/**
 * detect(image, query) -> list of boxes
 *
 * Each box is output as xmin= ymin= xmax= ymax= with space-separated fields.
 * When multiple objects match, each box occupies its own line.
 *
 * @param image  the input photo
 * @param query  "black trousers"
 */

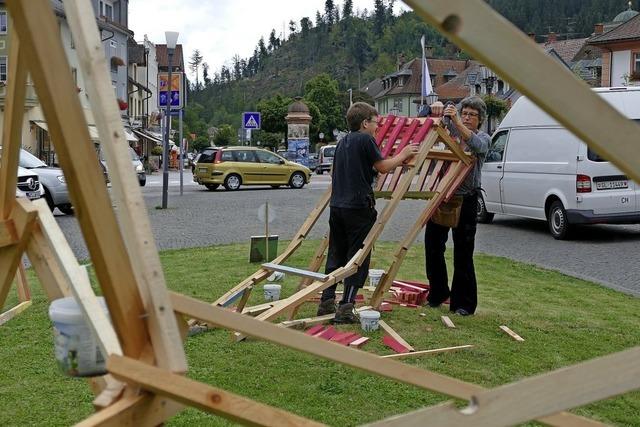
xmin=321 ymin=206 xmax=377 ymax=304
xmin=424 ymin=192 xmax=478 ymax=313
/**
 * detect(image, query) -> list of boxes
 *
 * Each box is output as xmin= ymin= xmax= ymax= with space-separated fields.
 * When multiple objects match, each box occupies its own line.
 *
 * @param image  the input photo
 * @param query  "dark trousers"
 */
xmin=424 ymin=192 xmax=478 ymax=313
xmin=321 ymin=206 xmax=377 ymax=304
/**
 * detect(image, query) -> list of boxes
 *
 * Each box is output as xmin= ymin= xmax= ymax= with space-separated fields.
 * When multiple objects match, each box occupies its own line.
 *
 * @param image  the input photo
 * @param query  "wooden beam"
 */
xmin=14 ymin=262 xmax=30 ymax=302
xmin=0 ymin=26 xmax=28 ymax=219
xmin=379 ymin=320 xmax=415 ymax=352
xmin=499 ymin=325 xmax=525 ymax=342
xmin=0 ymin=300 xmax=31 ymax=326
xmin=25 ymin=225 xmax=71 ymax=301
xmin=8 ymin=0 xmax=151 ymax=360
xmin=441 ymin=316 xmax=456 ymax=328
xmin=107 ymin=355 xmax=326 ymax=427
xmin=381 ymin=345 xmax=473 ymax=359
xmin=76 ymin=393 xmax=184 ymax=427
xmin=0 ymin=199 xmax=37 ymax=311
xmin=405 ymin=0 xmax=640 ymax=184
xmin=63 ymin=0 xmax=186 ymax=373
xmin=262 ymin=263 xmax=329 ymax=281
xmin=370 ymin=346 xmax=640 ymax=427
xmin=0 ymin=219 xmax=18 ymax=248
xmin=374 ymin=191 xmax=437 ymax=200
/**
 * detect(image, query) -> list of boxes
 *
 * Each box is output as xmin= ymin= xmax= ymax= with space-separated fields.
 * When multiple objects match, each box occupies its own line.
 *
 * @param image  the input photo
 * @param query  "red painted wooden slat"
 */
xmin=375 ymin=115 xmax=395 ymax=147
xmin=305 ymin=325 xmax=325 ymax=336
xmin=381 ymin=116 xmax=407 ymax=158
xmin=383 ymin=335 xmax=410 ymax=353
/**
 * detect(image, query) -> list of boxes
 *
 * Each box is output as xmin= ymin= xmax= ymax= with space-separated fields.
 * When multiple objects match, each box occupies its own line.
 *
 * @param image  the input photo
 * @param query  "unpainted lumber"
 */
xmin=500 ymin=325 xmax=525 ymax=342
xmin=441 ymin=316 xmax=456 ymax=328
xmin=381 ymin=345 xmax=474 ymax=359
xmin=379 ymin=320 xmax=415 ymax=352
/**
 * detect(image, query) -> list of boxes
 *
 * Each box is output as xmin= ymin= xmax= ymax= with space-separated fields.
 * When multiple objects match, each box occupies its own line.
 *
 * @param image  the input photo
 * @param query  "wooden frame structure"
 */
xmin=1 ymin=0 xmax=638 ymax=425
xmin=213 ymin=115 xmax=475 ymax=329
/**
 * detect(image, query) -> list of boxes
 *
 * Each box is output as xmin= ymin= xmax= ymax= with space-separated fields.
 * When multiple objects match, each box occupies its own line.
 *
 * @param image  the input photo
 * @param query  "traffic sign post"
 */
xmin=242 ymin=112 xmax=261 ymax=130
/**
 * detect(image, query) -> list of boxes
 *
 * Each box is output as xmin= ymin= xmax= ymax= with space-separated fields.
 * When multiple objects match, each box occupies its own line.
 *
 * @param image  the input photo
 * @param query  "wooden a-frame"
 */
xmin=213 ymin=116 xmax=475 ymax=331
xmin=2 ymin=0 xmax=639 ymax=425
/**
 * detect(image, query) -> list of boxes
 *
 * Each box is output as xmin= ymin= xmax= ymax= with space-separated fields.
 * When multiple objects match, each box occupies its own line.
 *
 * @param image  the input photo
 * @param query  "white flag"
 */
xmin=421 ymin=35 xmax=433 ymax=99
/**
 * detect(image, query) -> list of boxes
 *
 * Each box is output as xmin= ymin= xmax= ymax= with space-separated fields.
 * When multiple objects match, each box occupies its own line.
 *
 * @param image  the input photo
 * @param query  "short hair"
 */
xmin=460 ymin=96 xmax=487 ymax=126
xmin=347 ymin=102 xmax=378 ymax=132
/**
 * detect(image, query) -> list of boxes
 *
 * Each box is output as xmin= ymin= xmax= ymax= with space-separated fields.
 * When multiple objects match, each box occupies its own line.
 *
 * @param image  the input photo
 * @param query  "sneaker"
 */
xmin=454 ymin=308 xmax=471 ymax=316
xmin=332 ymin=303 xmax=359 ymax=324
xmin=317 ymin=298 xmax=337 ymax=316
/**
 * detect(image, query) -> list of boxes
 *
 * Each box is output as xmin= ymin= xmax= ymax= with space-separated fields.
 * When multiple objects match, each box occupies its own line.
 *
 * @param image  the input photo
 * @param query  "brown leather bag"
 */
xmin=431 ymin=195 xmax=463 ymax=228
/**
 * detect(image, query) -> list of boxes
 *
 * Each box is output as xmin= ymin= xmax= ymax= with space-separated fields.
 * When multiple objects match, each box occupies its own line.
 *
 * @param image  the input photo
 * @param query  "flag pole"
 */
xmin=420 ymin=34 xmax=426 ymax=106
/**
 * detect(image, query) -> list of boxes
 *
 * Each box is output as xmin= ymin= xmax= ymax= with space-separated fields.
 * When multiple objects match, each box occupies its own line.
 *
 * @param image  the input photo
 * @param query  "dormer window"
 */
xmin=398 ymin=76 xmax=404 ymax=87
xmin=100 ymin=0 xmax=114 ymax=20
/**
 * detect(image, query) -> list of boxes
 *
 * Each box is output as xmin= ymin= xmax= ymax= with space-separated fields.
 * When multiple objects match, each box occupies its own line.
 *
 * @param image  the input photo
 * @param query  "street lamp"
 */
xmin=426 ymin=91 xmax=439 ymax=107
xmin=161 ymin=30 xmax=179 ymax=209
xmin=480 ymin=65 xmax=497 ymax=134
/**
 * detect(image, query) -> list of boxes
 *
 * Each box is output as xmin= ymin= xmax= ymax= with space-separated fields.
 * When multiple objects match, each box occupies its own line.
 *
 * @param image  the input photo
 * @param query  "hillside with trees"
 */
xmin=183 ymin=0 xmax=634 ymax=151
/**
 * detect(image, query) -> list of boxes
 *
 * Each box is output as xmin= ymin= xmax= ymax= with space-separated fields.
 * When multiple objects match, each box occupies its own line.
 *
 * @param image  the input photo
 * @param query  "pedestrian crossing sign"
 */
xmin=243 ymin=112 xmax=261 ymax=130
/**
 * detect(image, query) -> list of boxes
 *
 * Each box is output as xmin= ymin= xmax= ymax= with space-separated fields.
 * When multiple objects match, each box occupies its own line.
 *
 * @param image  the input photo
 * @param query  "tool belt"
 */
xmin=431 ymin=195 xmax=463 ymax=228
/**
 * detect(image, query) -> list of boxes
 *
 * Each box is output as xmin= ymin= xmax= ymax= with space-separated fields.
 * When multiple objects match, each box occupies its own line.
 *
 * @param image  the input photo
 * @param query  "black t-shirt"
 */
xmin=330 ymin=131 xmax=383 ymax=209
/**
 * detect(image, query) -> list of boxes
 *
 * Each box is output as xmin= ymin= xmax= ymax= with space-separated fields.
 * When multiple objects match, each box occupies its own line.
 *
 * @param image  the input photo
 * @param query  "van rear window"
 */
xmin=588 ymin=119 xmax=640 ymax=162
xmin=198 ymin=149 xmax=218 ymax=163
xmin=323 ymin=147 xmax=335 ymax=157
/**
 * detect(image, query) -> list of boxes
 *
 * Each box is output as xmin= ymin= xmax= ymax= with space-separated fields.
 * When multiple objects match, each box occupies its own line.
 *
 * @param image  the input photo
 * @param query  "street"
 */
xmin=52 ymin=170 xmax=640 ymax=296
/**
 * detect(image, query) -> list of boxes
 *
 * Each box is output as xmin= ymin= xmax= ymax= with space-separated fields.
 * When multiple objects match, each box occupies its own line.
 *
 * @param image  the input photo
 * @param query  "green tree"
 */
xmin=304 ymin=74 xmax=344 ymax=141
xmin=300 ymin=17 xmax=312 ymax=38
xmin=189 ymin=49 xmax=203 ymax=90
xmin=213 ymin=124 xmax=236 ymax=146
xmin=342 ymin=0 xmax=353 ymax=20
xmin=256 ymin=94 xmax=292 ymax=135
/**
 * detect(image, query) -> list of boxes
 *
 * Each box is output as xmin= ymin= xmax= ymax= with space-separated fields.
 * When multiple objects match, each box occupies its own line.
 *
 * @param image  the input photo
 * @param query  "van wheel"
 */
xmin=205 ymin=184 xmax=219 ymax=191
xmin=548 ymin=201 xmax=573 ymax=240
xmin=289 ymin=172 xmax=306 ymax=189
xmin=477 ymin=194 xmax=494 ymax=224
xmin=224 ymin=174 xmax=241 ymax=191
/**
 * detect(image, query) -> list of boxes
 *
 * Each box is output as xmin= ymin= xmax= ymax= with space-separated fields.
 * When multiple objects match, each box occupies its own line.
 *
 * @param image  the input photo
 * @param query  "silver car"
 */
xmin=19 ymin=149 xmax=73 ymax=215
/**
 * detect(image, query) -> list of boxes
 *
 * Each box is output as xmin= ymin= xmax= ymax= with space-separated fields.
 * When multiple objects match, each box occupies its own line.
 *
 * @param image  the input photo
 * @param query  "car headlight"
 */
xmin=135 ymin=164 xmax=143 ymax=172
xmin=57 ymin=175 xmax=66 ymax=183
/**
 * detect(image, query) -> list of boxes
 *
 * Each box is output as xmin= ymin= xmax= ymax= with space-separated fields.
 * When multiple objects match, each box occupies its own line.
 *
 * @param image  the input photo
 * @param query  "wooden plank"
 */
xmin=8 ymin=0 xmax=151 ymax=360
xmin=0 ymin=26 xmax=28 ymax=219
xmin=349 ymin=337 xmax=370 ymax=348
xmin=381 ymin=116 xmax=407 ymax=158
xmin=499 ymin=325 xmax=525 ymax=342
xmin=107 ymin=355 xmax=326 ymax=427
xmin=0 ymin=199 xmax=37 ymax=311
xmin=415 ymin=158 xmax=433 ymax=192
xmin=242 ymin=302 xmax=275 ymax=316
xmin=31 ymin=199 xmax=122 ymax=357
xmin=381 ymin=345 xmax=474 ymax=359
xmin=0 ymin=300 xmax=31 ymax=326
xmin=296 ymin=236 xmax=329 ymax=291
xmin=435 ymin=127 xmax=473 ymax=166
xmin=235 ymin=285 xmax=253 ymax=313
xmin=441 ymin=316 xmax=455 ymax=328
xmin=280 ymin=306 xmax=373 ymax=329
xmin=171 ymin=292 xmax=601 ymax=426
xmin=25 ymin=226 xmax=70 ymax=301
xmin=374 ymin=191 xmax=436 ymax=200
xmin=383 ymin=335 xmax=410 ymax=354
xmin=407 ymin=0 xmax=640 ymax=184
xmin=262 ymin=263 xmax=329 ymax=281
xmin=63 ymin=0 xmax=186 ymax=373
xmin=375 ymin=115 xmax=396 ymax=147
xmin=15 ymin=263 xmax=30 ymax=302
xmin=76 ymin=393 xmax=184 ymax=427
xmin=0 ymin=220 xmax=18 ymax=248
xmin=379 ymin=320 xmax=415 ymax=352
xmin=425 ymin=160 xmax=444 ymax=191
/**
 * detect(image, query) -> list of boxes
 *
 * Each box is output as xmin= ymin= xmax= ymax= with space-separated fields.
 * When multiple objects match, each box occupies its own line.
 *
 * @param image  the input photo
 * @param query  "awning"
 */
xmin=133 ymin=129 xmax=175 ymax=146
xmin=32 ymin=120 xmax=138 ymax=142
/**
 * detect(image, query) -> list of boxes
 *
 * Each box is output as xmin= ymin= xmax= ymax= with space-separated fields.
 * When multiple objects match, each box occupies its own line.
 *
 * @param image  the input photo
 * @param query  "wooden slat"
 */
xmin=25 ymin=225 xmax=71 ymax=301
xmin=393 ymin=118 xmax=420 ymax=154
xmin=374 ymin=191 xmax=437 ymax=200
xmin=63 ymin=0 xmax=186 ymax=373
xmin=381 ymin=116 xmax=407 ymax=158
xmin=435 ymin=127 xmax=473 ymax=166
xmin=8 ymin=0 xmax=151 ymax=359
xmin=0 ymin=300 xmax=31 ymax=326
xmin=76 ymin=393 xmax=184 ymax=427
xmin=14 ymin=263 xmax=30 ymax=302
xmin=107 ymin=355 xmax=326 ymax=427
xmin=262 ymin=263 xmax=329 ymax=281
xmin=405 ymin=0 xmax=640 ymax=184
xmin=425 ymin=160 xmax=445 ymax=191
xmin=415 ymin=158 xmax=433 ymax=192
xmin=375 ymin=115 xmax=396 ymax=147
xmin=381 ymin=345 xmax=473 ymax=359
xmin=280 ymin=306 xmax=373 ymax=329
xmin=0 ymin=26 xmax=28 ymax=219
xmin=379 ymin=320 xmax=415 ymax=352
xmin=500 ymin=325 xmax=525 ymax=342
xmin=441 ymin=316 xmax=455 ymax=328
xmin=296 ymin=235 xmax=329 ymax=291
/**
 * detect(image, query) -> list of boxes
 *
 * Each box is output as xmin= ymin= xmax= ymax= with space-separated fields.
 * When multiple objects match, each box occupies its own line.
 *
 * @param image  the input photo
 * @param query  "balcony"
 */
xmin=0 ymin=81 xmax=39 ymax=109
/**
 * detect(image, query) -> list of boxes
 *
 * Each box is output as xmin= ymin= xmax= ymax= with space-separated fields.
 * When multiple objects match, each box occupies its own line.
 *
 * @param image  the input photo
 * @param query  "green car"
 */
xmin=194 ymin=147 xmax=311 ymax=191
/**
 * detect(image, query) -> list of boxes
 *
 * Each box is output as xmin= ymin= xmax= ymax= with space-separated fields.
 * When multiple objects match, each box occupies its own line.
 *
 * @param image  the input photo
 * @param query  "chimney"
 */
xmin=527 ymin=32 xmax=536 ymax=41
xmin=594 ymin=23 xmax=604 ymax=34
xmin=396 ymin=53 xmax=406 ymax=71
xmin=547 ymin=32 xmax=557 ymax=43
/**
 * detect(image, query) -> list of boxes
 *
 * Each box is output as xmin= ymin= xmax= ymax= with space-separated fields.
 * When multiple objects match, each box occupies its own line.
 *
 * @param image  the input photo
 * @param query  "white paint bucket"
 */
xmin=368 ymin=269 xmax=385 ymax=287
xmin=360 ymin=310 xmax=381 ymax=332
xmin=48 ymin=297 xmax=109 ymax=377
xmin=263 ymin=284 xmax=282 ymax=301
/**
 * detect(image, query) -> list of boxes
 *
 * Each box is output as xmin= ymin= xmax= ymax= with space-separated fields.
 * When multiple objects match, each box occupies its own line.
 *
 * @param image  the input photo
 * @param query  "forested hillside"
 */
xmin=183 ymin=0 xmax=635 ymax=149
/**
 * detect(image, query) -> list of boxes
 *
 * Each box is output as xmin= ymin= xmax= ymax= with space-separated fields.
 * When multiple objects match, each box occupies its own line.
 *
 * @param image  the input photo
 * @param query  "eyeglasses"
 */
xmin=461 ymin=111 xmax=479 ymax=118
xmin=366 ymin=118 xmax=379 ymax=125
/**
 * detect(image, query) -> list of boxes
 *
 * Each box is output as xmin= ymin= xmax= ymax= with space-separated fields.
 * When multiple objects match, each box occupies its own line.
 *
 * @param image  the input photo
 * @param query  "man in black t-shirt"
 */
xmin=317 ymin=102 xmax=418 ymax=323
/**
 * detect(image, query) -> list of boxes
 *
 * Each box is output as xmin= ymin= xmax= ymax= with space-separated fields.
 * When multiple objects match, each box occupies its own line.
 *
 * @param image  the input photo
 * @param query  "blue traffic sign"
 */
xmin=242 ymin=112 xmax=261 ymax=130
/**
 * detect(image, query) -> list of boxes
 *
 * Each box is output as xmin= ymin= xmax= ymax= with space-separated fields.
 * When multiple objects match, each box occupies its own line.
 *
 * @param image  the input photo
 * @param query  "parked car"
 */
xmin=478 ymin=87 xmax=640 ymax=239
xmin=193 ymin=146 xmax=311 ymax=191
xmin=316 ymin=144 xmax=336 ymax=174
xmin=98 ymin=146 xmax=146 ymax=186
xmin=0 ymin=147 xmax=44 ymax=202
xmin=18 ymin=149 xmax=73 ymax=214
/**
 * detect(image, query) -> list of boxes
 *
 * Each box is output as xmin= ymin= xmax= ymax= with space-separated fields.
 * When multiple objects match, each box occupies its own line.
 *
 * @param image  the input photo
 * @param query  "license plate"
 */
xmin=198 ymin=167 xmax=208 ymax=173
xmin=26 ymin=191 xmax=40 ymax=200
xmin=596 ymin=180 xmax=628 ymax=190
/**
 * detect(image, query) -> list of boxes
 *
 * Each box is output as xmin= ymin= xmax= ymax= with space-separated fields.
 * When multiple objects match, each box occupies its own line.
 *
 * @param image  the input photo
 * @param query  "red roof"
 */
xmin=540 ymin=38 xmax=589 ymax=63
xmin=155 ymin=44 xmax=185 ymax=71
xmin=589 ymin=13 xmax=640 ymax=45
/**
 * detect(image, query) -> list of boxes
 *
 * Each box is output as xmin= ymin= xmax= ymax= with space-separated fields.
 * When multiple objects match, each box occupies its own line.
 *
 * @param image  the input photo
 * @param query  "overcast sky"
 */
xmin=129 ymin=0 xmax=411 ymax=79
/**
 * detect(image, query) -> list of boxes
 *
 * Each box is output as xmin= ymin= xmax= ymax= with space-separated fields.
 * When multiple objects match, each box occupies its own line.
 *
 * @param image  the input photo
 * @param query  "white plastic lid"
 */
xmin=49 ymin=296 xmax=108 ymax=324
xmin=360 ymin=310 xmax=380 ymax=320
xmin=263 ymin=284 xmax=281 ymax=290
xmin=369 ymin=269 xmax=385 ymax=276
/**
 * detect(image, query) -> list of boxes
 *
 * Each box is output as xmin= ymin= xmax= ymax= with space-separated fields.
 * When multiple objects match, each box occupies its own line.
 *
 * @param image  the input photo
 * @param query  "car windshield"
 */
xmin=19 ymin=149 xmax=47 ymax=168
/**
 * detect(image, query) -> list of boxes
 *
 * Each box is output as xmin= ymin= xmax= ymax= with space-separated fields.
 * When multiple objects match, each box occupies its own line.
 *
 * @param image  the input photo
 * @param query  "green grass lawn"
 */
xmin=1 ymin=240 xmax=639 ymax=426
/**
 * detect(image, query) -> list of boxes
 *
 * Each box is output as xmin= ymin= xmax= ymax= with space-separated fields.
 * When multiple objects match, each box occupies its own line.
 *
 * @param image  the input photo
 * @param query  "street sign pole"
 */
xmin=179 ymin=108 xmax=183 ymax=196
xmin=162 ymin=49 xmax=173 ymax=209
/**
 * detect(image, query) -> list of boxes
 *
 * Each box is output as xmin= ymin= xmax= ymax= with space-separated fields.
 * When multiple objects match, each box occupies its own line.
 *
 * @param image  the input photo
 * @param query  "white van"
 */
xmin=477 ymin=87 xmax=640 ymax=239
